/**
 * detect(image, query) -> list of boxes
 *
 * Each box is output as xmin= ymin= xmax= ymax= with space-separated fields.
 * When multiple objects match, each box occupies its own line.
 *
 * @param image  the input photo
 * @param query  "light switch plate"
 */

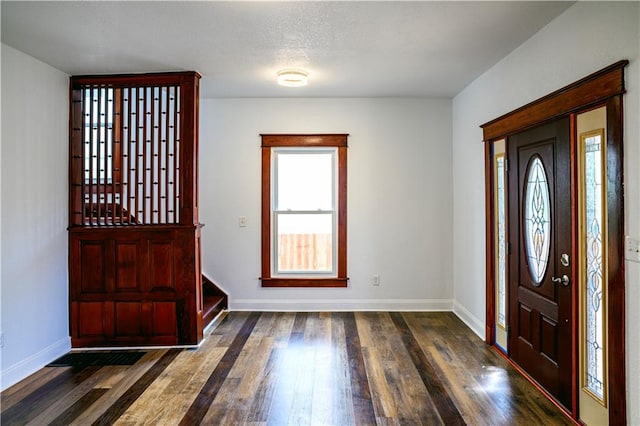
xmin=625 ymin=236 xmax=640 ymax=263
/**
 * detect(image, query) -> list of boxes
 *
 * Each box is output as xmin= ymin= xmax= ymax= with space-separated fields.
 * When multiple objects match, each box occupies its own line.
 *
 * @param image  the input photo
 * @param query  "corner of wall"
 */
xmin=1 ymin=337 xmax=70 ymax=392
xmin=452 ymin=300 xmax=484 ymax=340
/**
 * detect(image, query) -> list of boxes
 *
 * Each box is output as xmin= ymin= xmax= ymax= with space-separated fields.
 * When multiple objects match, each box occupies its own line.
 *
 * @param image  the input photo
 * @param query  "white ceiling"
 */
xmin=1 ymin=1 xmax=574 ymax=98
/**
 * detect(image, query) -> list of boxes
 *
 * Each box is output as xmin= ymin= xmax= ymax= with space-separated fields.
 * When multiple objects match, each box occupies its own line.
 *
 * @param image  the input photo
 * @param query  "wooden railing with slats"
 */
xmin=69 ymin=73 xmax=199 ymax=227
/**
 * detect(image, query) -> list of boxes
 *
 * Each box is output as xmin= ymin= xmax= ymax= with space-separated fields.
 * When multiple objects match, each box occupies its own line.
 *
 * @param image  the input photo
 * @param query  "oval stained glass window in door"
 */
xmin=524 ymin=156 xmax=551 ymax=285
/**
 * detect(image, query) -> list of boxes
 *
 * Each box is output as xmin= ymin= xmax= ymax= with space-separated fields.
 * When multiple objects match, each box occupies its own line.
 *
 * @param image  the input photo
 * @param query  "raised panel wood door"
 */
xmin=507 ymin=117 xmax=572 ymax=409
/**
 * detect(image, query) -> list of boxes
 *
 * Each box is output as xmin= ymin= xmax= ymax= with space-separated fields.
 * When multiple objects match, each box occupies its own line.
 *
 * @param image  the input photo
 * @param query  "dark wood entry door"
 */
xmin=507 ymin=117 xmax=573 ymax=410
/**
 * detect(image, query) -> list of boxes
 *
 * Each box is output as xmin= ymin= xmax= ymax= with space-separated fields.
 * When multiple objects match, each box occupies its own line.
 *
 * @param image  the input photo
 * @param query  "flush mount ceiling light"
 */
xmin=277 ymin=69 xmax=308 ymax=87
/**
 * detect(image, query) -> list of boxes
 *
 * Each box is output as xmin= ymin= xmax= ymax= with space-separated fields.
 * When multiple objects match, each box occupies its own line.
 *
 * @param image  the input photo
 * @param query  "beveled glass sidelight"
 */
xmin=495 ymin=155 xmax=507 ymax=328
xmin=524 ymin=156 xmax=551 ymax=285
xmin=580 ymin=130 xmax=607 ymax=404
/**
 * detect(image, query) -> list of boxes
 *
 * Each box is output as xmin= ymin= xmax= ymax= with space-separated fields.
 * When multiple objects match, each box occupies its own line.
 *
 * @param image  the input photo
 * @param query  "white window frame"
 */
xmin=271 ymin=147 xmax=338 ymax=277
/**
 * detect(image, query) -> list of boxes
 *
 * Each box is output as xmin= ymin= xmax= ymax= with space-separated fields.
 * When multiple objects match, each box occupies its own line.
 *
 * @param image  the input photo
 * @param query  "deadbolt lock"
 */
xmin=561 ymin=253 xmax=570 ymax=267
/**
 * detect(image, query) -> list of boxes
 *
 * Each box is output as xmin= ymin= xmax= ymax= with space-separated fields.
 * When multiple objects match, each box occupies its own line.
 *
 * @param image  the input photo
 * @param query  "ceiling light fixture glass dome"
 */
xmin=277 ymin=69 xmax=308 ymax=87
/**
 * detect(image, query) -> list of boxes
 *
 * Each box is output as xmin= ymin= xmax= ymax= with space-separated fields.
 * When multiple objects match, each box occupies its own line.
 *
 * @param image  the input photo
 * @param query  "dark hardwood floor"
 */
xmin=1 ymin=312 xmax=574 ymax=425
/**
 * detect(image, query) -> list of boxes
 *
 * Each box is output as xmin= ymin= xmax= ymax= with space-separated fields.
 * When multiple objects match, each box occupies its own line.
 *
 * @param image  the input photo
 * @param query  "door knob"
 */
xmin=552 ymin=275 xmax=570 ymax=286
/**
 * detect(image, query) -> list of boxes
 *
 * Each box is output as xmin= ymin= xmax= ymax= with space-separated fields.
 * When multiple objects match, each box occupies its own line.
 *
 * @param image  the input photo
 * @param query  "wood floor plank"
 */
xmin=26 ymin=365 xmax=125 ymax=426
xmin=1 ymin=366 xmax=70 ymax=410
xmin=1 ymin=366 xmax=101 ymax=425
xmin=178 ymin=311 xmax=261 ymax=425
xmin=403 ymin=312 xmax=574 ymax=426
xmin=367 ymin=312 xmax=442 ymax=425
xmin=328 ymin=312 xmax=356 ymax=426
xmin=342 ymin=312 xmax=377 ymax=426
xmin=68 ymin=350 xmax=167 ymax=425
xmin=137 ymin=344 xmax=228 ymax=425
xmin=390 ymin=312 xmax=466 ymax=426
xmin=401 ymin=313 xmax=498 ymax=425
xmin=309 ymin=312 xmax=336 ymax=425
xmin=421 ymin=337 xmax=503 ymax=425
xmin=209 ymin=315 xmax=282 ymax=425
xmin=114 ymin=331 xmax=228 ymax=424
xmin=218 ymin=338 xmax=275 ymax=424
xmin=354 ymin=313 xmax=397 ymax=420
xmin=287 ymin=313 xmax=318 ymax=425
xmin=260 ymin=312 xmax=309 ymax=425
xmin=245 ymin=313 xmax=296 ymax=423
xmin=360 ymin=346 xmax=397 ymax=419
xmin=92 ymin=348 xmax=182 ymax=425
xmin=198 ymin=376 xmax=242 ymax=423
xmin=48 ymin=388 xmax=109 ymax=426
xmin=91 ymin=365 xmax=131 ymax=389
xmin=211 ymin=314 xmax=283 ymax=424
xmin=1 ymin=312 xmax=576 ymax=426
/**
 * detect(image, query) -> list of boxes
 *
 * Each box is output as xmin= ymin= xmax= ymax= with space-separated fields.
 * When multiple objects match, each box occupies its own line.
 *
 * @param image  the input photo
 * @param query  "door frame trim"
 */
xmin=481 ymin=60 xmax=628 ymax=424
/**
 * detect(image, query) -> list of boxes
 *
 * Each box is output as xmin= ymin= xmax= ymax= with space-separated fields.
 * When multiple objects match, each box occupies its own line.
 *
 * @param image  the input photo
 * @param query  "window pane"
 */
xmin=524 ymin=156 xmax=551 ymax=285
xmin=276 ymin=213 xmax=333 ymax=273
xmin=276 ymin=152 xmax=333 ymax=210
xmin=495 ymin=155 xmax=506 ymax=328
xmin=582 ymin=133 xmax=606 ymax=402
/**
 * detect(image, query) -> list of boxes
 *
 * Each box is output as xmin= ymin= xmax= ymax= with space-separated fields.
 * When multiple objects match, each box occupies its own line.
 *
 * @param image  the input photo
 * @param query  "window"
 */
xmin=493 ymin=139 xmax=507 ymax=352
xmin=579 ymin=128 xmax=608 ymax=405
xmin=261 ymin=134 xmax=348 ymax=287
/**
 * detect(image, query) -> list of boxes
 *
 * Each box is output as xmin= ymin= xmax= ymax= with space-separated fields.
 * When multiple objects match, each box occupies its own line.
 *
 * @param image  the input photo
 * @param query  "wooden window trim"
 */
xmin=260 ymin=134 xmax=348 ymax=288
xmin=481 ymin=61 xmax=627 ymax=425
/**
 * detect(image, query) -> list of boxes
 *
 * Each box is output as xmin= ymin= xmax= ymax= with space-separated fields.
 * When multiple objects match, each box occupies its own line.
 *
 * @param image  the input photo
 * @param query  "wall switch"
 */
xmin=372 ymin=274 xmax=380 ymax=286
xmin=239 ymin=216 xmax=247 ymax=228
xmin=625 ymin=236 xmax=640 ymax=263
xmin=0 ymin=333 xmax=4 ymax=348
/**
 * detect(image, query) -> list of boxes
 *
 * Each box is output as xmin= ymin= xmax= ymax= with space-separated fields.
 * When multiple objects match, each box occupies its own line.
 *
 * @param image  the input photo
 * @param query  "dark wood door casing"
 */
xmin=481 ymin=61 xmax=627 ymax=424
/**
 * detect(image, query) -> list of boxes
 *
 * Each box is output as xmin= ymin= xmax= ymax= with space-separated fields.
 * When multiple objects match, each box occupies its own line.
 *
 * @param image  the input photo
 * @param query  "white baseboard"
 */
xmin=452 ymin=300 xmax=485 ymax=339
xmin=1 ymin=336 xmax=71 ymax=392
xmin=230 ymin=298 xmax=454 ymax=312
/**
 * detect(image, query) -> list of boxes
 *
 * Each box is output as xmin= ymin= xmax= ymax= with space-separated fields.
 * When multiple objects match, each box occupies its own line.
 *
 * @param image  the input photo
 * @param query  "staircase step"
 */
xmin=202 ymin=275 xmax=228 ymax=327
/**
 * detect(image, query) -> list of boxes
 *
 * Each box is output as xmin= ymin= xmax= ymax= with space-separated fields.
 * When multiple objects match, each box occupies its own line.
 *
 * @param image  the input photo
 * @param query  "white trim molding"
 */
xmin=1 ymin=337 xmax=71 ymax=392
xmin=452 ymin=300 xmax=485 ymax=339
xmin=230 ymin=298 xmax=454 ymax=312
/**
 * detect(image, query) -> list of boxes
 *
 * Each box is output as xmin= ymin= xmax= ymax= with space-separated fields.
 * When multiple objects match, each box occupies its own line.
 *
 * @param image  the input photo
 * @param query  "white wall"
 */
xmin=1 ymin=44 xmax=70 ymax=390
xmin=452 ymin=2 xmax=639 ymax=422
xmin=199 ymin=98 xmax=453 ymax=311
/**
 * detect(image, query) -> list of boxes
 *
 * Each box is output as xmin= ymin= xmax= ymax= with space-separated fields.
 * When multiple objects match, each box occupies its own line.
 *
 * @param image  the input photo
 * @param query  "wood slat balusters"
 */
xmin=70 ymin=79 xmax=188 ymax=227
xmin=1 ymin=312 xmax=575 ymax=426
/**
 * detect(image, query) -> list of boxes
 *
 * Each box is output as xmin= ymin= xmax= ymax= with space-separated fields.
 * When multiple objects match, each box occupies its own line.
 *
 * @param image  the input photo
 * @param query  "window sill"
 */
xmin=260 ymin=277 xmax=348 ymax=288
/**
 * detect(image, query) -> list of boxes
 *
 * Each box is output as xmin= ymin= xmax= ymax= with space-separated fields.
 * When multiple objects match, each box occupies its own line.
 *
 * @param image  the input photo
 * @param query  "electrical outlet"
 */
xmin=372 ymin=274 xmax=380 ymax=286
xmin=625 ymin=236 xmax=640 ymax=263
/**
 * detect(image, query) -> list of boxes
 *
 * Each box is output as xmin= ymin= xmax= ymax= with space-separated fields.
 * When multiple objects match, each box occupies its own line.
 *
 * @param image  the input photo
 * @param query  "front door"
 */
xmin=507 ymin=117 xmax=573 ymax=410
